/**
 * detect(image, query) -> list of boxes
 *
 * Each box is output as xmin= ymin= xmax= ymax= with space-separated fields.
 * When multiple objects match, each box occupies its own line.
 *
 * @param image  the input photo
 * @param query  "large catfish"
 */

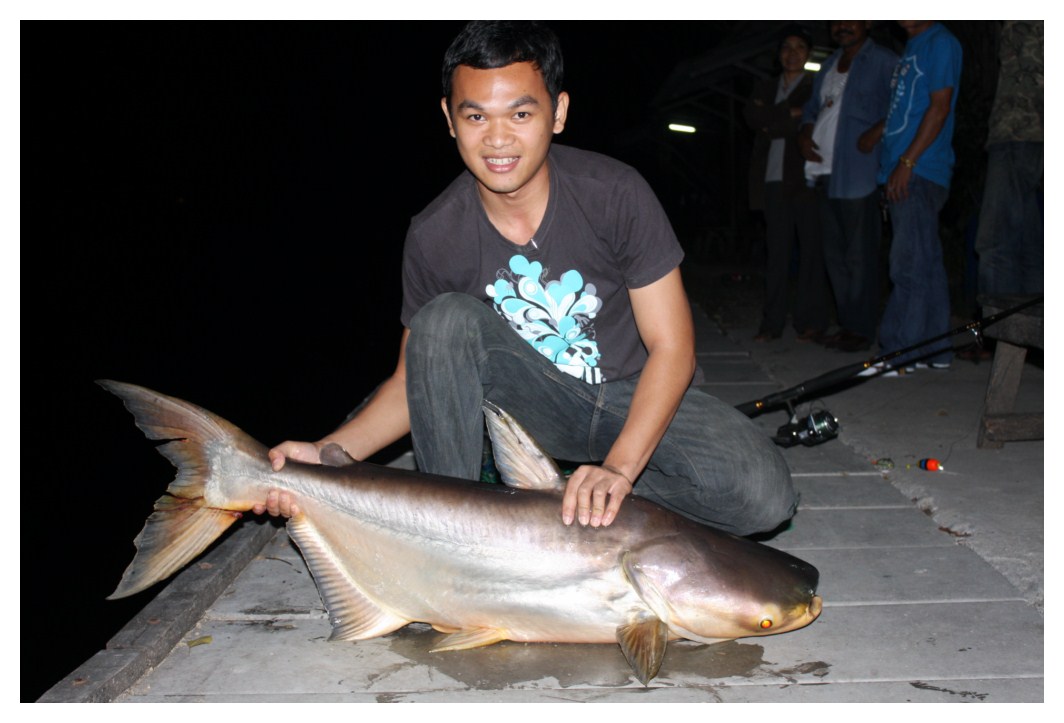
xmin=101 ymin=380 xmax=822 ymax=685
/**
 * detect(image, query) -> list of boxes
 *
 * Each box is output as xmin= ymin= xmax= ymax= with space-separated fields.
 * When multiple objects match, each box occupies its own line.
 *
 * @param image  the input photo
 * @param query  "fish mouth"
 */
xmin=772 ymin=594 xmax=822 ymax=634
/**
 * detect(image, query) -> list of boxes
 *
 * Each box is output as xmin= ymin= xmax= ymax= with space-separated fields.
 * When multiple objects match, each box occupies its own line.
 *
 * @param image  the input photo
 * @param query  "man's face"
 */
xmin=897 ymin=21 xmax=933 ymax=37
xmin=441 ymin=62 xmax=569 ymax=199
xmin=830 ymin=21 xmax=871 ymax=48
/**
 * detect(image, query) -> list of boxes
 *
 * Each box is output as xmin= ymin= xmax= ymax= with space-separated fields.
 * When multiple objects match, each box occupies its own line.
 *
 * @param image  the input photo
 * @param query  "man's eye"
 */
xmin=467 ymin=114 xmax=484 ymax=122
xmin=514 ymin=112 xmax=530 ymax=120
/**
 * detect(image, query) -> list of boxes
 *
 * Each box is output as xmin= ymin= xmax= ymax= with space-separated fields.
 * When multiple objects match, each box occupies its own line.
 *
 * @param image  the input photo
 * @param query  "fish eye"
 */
xmin=759 ymin=618 xmax=773 ymax=629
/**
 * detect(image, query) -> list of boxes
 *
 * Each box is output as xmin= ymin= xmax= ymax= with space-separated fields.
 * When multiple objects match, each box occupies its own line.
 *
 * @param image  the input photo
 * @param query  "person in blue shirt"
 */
xmin=862 ymin=21 xmax=962 ymax=373
xmin=799 ymin=21 xmax=898 ymax=354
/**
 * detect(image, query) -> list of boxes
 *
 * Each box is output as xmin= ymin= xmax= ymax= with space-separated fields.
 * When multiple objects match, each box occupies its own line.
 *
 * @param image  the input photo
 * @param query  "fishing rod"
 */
xmin=736 ymin=296 xmax=1043 ymax=448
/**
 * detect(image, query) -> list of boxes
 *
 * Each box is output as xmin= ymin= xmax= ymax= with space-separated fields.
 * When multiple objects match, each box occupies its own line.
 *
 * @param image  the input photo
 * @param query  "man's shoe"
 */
xmin=834 ymin=333 xmax=873 ymax=353
xmin=957 ymin=344 xmax=993 ymax=362
xmin=822 ymin=330 xmax=847 ymax=348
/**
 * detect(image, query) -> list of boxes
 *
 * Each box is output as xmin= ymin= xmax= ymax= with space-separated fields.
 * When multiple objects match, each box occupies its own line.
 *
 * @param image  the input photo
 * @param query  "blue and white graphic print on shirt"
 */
xmin=486 ymin=254 xmax=605 ymax=383
xmin=884 ymin=53 xmax=925 ymax=139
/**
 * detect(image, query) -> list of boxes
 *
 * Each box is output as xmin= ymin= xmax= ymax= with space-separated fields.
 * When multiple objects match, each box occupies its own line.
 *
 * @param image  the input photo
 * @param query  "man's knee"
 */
xmin=748 ymin=474 xmax=799 ymax=535
xmin=409 ymin=294 xmax=501 ymax=353
xmin=410 ymin=293 xmax=483 ymax=333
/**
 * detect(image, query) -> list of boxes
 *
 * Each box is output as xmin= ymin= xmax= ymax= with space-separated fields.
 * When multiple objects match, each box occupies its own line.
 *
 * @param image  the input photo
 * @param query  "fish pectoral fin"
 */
xmin=616 ymin=616 xmax=669 ymax=686
xmin=286 ymin=515 xmax=409 ymax=642
xmin=430 ymin=627 xmax=509 ymax=652
xmin=108 ymin=494 xmax=242 ymax=599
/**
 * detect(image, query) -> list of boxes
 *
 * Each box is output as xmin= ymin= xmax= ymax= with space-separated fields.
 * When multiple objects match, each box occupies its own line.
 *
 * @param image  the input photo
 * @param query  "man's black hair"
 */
xmin=442 ymin=21 xmax=564 ymax=110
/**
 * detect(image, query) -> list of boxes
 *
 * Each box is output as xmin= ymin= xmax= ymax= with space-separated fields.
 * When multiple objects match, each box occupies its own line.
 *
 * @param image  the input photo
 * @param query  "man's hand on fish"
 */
xmin=561 ymin=464 xmax=634 ymax=527
xmin=254 ymin=440 xmax=323 ymax=517
xmin=253 ymin=489 xmax=301 ymax=518
xmin=268 ymin=440 xmax=324 ymax=471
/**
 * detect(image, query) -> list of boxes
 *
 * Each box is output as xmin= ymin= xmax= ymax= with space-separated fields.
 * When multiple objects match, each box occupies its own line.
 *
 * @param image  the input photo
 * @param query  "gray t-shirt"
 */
xmin=401 ymin=144 xmax=684 ymax=384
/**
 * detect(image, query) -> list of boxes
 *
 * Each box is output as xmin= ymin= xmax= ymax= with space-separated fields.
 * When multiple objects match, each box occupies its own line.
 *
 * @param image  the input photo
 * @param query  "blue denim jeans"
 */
xmin=879 ymin=175 xmax=953 ymax=366
xmin=405 ymin=293 xmax=798 ymax=536
xmin=974 ymin=141 xmax=1044 ymax=295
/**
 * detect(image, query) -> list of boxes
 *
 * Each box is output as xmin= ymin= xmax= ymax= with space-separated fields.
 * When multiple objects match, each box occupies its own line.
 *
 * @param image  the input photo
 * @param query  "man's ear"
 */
xmin=553 ymin=91 xmax=570 ymax=135
xmin=441 ymin=97 xmax=456 ymax=138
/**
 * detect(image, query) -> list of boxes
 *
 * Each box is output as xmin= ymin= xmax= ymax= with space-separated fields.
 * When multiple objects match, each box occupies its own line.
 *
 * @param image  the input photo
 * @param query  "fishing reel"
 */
xmin=774 ymin=404 xmax=839 ymax=448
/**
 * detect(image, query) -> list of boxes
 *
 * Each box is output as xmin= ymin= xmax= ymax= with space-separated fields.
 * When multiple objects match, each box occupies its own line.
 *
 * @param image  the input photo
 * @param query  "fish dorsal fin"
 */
xmin=482 ymin=401 xmax=566 ymax=493
xmin=286 ymin=514 xmax=409 ymax=641
xmin=319 ymin=442 xmax=357 ymax=467
xmin=616 ymin=615 xmax=670 ymax=686
xmin=430 ymin=627 xmax=509 ymax=652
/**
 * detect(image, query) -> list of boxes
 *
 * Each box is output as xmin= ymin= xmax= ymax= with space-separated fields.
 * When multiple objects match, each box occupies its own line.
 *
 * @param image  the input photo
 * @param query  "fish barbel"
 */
xmin=101 ymin=380 xmax=822 ymax=685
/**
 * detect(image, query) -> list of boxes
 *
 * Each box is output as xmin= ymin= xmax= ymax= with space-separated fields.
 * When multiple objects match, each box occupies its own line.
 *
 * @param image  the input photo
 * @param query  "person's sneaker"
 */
xmin=914 ymin=362 xmax=951 ymax=370
xmin=858 ymin=362 xmax=916 ymax=377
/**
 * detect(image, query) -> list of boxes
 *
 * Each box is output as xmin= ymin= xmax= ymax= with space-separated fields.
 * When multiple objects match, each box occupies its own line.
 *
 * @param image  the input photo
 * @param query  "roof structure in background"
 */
xmin=651 ymin=20 xmax=832 ymax=125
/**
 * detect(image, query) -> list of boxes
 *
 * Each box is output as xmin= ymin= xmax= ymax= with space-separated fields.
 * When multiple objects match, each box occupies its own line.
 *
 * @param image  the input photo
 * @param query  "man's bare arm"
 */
xmin=885 ymin=87 xmax=953 ymax=202
xmin=254 ymin=329 xmax=412 ymax=517
xmin=560 ymin=267 xmax=696 ymax=527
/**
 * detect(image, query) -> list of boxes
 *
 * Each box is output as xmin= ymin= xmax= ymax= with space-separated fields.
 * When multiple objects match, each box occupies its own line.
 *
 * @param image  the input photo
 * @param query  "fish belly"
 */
xmin=289 ymin=493 xmax=648 ymax=644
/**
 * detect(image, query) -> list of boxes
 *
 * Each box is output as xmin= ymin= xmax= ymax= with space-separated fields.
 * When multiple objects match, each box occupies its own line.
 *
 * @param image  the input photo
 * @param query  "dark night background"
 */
xmin=24 ymin=20 xmax=1003 ymax=701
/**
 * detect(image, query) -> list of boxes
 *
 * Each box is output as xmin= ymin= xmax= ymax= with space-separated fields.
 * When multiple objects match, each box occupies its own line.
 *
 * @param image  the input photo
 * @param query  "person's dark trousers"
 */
xmin=817 ymin=183 xmax=883 ymax=340
xmin=974 ymin=141 xmax=1044 ymax=295
xmin=760 ymin=182 xmax=829 ymax=336
xmin=879 ymin=175 xmax=953 ymax=367
xmin=405 ymin=292 xmax=799 ymax=536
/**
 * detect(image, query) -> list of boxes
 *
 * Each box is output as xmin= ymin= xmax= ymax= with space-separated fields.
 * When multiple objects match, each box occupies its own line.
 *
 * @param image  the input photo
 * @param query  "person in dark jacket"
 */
xmin=745 ymin=25 xmax=829 ymax=341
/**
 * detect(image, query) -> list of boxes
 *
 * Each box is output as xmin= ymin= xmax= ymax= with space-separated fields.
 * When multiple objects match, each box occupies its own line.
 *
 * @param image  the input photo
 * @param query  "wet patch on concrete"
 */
xmin=656 ymin=640 xmax=768 ymax=682
xmin=384 ymin=625 xmax=635 ymax=689
xmin=910 ymin=680 xmax=989 ymax=701
xmin=237 ymin=605 xmax=325 ymax=617
xmin=379 ymin=626 xmax=823 ymax=690
xmin=770 ymin=659 xmax=832 ymax=682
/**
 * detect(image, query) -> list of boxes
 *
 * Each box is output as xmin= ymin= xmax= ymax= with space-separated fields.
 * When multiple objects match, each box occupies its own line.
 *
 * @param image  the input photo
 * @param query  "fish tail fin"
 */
xmin=98 ymin=380 xmax=263 ymax=599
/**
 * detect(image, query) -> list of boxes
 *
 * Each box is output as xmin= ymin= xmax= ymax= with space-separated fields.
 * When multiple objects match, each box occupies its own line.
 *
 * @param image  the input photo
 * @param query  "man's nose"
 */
xmin=483 ymin=120 xmax=514 ymax=148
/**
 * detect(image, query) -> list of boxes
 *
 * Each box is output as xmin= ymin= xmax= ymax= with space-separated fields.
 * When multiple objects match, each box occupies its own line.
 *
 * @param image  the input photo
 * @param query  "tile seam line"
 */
xmin=791 ymin=472 xmax=893 ymax=478
xmin=677 ymin=674 xmax=1045 ymax=688
xmin=820 ymin=597 xmax=1030 ymax=607
xmin=797 ymin=504 xmax=914 ymax=509
xmin=774 ymin=543 xmax=976 ymax=550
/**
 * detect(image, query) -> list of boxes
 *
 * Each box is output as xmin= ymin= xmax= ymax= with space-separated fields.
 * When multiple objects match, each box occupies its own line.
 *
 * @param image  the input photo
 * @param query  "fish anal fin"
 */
xmin=616 ymin=616 xmax=669 ymax=686
xmin=286 ymin=514 xmax=408 ymax=642
xmin=482 ymin=401 xmax=566 ymax=492
xmin=430 ymin=627 xmax=509 ymax=652
xmin=108 ymin=495 xmax=242 ymax=599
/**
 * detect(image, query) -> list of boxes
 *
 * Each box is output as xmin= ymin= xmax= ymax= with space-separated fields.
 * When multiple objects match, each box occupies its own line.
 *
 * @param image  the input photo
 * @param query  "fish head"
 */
xmin=623 ymin=533 xmax=822 ymax=643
